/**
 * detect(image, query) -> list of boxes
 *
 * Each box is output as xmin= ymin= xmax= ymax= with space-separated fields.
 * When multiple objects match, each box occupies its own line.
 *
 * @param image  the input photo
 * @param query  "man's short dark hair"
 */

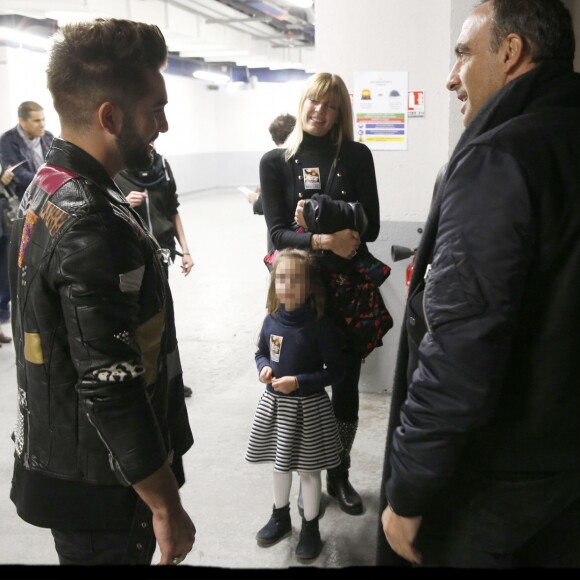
xmin=47 ymin=19 xmax=168 ymax=127
xmin=17 ymin=101 xmax=43 ymax=121
xmin=268 ymin=113 xmax=296 ymax=146
xmin=480 ymin=0 xmax=575 ymax=63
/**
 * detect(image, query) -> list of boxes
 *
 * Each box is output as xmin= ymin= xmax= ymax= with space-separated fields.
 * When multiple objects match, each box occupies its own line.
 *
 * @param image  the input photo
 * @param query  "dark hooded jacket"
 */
xmin=377 ymin=62 xmax=580 ymax=564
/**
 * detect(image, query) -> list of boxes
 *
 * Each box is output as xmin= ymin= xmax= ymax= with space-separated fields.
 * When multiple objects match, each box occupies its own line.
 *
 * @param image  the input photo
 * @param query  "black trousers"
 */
xmin=330 ymin=349 xmax=362 ymax=423
xmin=51 ymin=499 xmax=156 ymax=565
xmin=415 ymin=470 xmax=580 ymax=568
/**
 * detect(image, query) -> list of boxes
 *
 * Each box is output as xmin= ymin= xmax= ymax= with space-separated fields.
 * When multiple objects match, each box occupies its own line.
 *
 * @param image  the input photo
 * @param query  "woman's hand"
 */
xmin=294 ymin=200 xmax=307 ymax=229
xmin=328 ymin=228 xmax=360 ymax=259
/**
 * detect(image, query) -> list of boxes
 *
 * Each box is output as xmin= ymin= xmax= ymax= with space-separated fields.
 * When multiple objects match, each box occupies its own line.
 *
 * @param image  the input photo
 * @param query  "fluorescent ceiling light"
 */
xmin=287 ymin=0 xmax=314 ymax=8
xmin=193 ymin=70 xmax=231 ymax=84
xmin=0 ymin=26 xmax=51 ymax=50
xmin=180 ymin=49 xmax=250 ymax=59
xmin=46 ymin=11 xmax=102 ymax=25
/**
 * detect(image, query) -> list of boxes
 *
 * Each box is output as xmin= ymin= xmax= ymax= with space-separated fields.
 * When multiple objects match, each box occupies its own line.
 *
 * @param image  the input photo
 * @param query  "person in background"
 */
xmin=378 ymin=0 xmax=580 ymax=568
xmin=0 ymin=101 xmax=54 ymax=200
xmin=245 ymin=248 xmax=345 ymax=561
xmin=0 ymin=101 xmax=54 ymax=325
xmin=8 ymin=18 xmax=195 ymax=565
xmin=0 ymin=163 xmax=15 ymax=343
xmin=260 ymin=72 xmax=389 ymax=516
xmin=248 ymin=113 xmax=296 ymax=213
xmin=115 ymin=149 xmax=194 ymax=398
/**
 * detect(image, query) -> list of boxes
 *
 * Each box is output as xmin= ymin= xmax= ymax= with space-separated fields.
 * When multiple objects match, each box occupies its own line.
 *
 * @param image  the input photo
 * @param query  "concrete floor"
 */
xmin=0 ymin=188 xmax=392 ymax=574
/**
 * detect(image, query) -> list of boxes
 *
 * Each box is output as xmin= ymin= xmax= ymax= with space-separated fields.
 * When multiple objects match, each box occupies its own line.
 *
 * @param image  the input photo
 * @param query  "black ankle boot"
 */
xmin=295 ymin=516 xmax=322 ymax=561
xmin=256 ymin=504 xmax=292 ymax=547
xmin=326 ymin=467 xmax=363 ymax=515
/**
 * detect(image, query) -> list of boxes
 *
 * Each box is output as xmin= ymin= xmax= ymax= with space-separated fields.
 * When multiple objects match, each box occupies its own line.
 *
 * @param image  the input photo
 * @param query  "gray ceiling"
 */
xmin=0 ymin=0 xmax=316 ymax=81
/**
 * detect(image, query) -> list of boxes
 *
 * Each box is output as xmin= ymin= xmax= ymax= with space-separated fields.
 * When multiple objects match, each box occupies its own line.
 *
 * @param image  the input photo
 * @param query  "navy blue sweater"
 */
xmin=255 ymin=305 xmax=345 ymax=397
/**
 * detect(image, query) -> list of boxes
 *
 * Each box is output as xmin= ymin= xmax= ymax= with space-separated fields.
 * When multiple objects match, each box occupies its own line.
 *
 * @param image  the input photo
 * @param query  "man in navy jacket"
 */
xmin=0 ymin=101 xmax=54 ymax=200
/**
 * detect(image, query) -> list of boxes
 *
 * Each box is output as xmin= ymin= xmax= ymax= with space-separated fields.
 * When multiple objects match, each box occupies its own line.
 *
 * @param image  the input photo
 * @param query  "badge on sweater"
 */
xmin=303 ymin=167 xmax=321 ymax=190
xmin=269 ymin=334 xmax=283 ymax=362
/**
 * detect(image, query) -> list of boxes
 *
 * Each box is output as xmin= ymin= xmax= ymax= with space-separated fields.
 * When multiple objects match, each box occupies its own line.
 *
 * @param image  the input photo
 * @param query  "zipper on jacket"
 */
xmin=144 ymin=189 xmax=153 ymax=233
xmin=84 ymin=407 xmax=132 ymax=486
xmin=422 ymin=264 xmax=433 ymax=336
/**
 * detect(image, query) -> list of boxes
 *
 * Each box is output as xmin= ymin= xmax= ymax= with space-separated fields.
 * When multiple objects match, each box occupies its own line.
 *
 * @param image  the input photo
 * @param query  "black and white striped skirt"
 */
xmin=245 ymin=389 xmax=342 ymax=473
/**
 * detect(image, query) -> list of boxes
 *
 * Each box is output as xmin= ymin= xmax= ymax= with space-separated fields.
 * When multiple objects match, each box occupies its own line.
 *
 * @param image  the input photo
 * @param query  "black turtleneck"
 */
xmin=259 ymin=131 xmax=380 ymax=261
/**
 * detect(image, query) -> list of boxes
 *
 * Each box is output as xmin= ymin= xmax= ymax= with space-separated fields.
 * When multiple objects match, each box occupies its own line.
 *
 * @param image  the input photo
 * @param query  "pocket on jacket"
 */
xmin=424 ymin=234 xmax=487 ymax=333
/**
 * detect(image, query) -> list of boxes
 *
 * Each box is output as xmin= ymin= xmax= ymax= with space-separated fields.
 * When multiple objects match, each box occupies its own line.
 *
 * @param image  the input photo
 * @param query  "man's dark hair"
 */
xmin=268 ymin=113 xmax=296 ymax=146
xmin=480 ymin=0 xmax=575 ymax=63
xmin=17 ymin=101 xmax=43 ymax=121
xmin=47 ymin=19 xmax=167 ymax=127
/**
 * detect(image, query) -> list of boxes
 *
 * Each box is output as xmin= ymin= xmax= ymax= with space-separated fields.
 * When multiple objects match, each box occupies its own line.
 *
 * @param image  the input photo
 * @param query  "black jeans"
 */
xmin=0 ymin=234 xmax=10 ymax=319
xmin=330 ymin=349 xmax=362 ymax=423
xmin=51 ymin=499 xmax=156 ymax=565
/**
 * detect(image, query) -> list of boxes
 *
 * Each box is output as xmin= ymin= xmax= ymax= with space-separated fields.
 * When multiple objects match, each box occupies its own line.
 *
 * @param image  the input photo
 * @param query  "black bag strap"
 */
xmin=323 ymin=147 xmax=340 ymax=196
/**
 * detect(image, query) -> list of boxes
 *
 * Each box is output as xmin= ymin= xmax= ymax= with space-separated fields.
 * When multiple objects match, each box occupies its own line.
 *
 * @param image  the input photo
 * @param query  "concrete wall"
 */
xmin=1 ymin=0 xmax=579 ymax=394
xmin=314 ymin=0 xmax=468 ymax=393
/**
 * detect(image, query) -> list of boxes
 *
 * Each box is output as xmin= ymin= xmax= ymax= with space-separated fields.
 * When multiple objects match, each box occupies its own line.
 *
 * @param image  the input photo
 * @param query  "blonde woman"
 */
xmin=259 ymin=72 xmax=389 ymax=515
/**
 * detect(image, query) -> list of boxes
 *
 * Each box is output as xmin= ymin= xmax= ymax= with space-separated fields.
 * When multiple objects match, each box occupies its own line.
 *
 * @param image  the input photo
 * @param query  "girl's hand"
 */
xmin=271 ymin=376 xmax=298 ymax=394
xmin=259 ymin=366 xmax=273 ymax=384
xmin=328 ymin=229 xmax=360 ymax=259
xmin=294 ymin=200 xmax=307 ymax=229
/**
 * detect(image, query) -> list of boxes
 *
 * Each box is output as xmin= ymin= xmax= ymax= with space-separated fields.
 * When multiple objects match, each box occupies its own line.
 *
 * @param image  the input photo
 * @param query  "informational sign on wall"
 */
xmin=408 ymin=90 xmax=425 ymax=117
xmin=353 ymin=71 xmax=408 ymax=151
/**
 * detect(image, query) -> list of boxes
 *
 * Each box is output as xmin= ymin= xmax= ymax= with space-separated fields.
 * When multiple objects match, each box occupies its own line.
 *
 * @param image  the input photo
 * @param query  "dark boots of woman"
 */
xmin=326 ymin=419 xmax=363 ymax=514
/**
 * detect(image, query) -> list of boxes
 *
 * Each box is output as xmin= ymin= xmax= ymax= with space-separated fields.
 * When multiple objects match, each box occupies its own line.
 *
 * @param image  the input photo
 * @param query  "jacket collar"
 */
xmin=45 ymin=137 xmax=127 ymax=205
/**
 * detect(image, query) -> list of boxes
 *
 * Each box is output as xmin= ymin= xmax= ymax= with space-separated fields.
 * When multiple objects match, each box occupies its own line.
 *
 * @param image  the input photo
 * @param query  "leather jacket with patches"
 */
xmin=9 ymin=137 xmax=193 ymax=486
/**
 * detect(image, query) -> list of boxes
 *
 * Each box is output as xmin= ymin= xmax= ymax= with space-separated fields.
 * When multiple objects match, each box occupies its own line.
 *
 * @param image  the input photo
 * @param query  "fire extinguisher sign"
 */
xmin=407 ymin=90 xmax=425 ymax=117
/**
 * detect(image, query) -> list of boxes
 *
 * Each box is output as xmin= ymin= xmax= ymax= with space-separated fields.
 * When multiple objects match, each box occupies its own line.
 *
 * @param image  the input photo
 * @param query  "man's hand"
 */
xmin=154 ymin=505 xmax=196 ymax=566
xmin=126 ymin=190 xmax=147 ymax=208
xmin=1 ymin=167 xmax=14 ymax=186
xmin=381 ymin=504 xmax=423 ymax=564
xmin=133 ymin=463 xmax=196 ymax=566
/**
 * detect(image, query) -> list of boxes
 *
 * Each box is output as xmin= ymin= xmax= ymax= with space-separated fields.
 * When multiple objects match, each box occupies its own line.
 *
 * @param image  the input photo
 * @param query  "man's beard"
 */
xmin=116 ymin=115 xmax=154 ymax=171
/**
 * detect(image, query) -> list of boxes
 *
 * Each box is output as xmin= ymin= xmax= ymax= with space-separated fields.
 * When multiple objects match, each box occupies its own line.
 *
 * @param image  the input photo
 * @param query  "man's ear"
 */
xmin=502 ymin=33 xmax=530 ymax=75
xmin=97 ymin=102 xmax=122 ymax=135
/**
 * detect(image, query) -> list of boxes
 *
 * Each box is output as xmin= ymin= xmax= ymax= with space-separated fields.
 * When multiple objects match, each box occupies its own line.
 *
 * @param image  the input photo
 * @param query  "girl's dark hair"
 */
xmin=47 ymin=19 xmax=167 ymax=127
xmin=266 ymin=249 xmax=326 ymax=319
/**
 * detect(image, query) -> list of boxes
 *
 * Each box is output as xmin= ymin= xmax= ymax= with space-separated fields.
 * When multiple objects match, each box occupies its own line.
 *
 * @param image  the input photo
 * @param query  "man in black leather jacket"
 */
xmin=378 ymin=0 xmax=580 ymax=568
xmin=8 ymin=19 xmax=195 ymax=566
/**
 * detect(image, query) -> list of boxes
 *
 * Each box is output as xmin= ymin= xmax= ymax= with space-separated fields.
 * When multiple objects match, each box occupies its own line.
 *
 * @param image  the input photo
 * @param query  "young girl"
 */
xmin=245 ymin=248 xmax=345 ymax=561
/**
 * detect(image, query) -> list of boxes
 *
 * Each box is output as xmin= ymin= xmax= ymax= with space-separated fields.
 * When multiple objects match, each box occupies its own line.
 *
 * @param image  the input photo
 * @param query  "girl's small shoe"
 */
xmin=295 ymin=515 xmax=322 ymax=561
xmin=0 ymin=332 xmax=12 ymax=344
xmin=256 ymin=504 xmax=291 ymax=547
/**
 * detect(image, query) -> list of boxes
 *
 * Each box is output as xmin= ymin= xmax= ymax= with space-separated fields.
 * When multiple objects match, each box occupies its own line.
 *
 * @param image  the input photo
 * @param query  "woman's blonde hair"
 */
xmin=266 ymin=249 xmax=326 ymax=319
xmin=284 ymin=72 xmax=354 ymax=160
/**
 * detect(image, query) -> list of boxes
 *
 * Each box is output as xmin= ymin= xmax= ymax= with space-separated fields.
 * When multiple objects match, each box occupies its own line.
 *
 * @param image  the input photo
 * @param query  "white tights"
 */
xmin=273 ymin=469 xmax=321 ymax=521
